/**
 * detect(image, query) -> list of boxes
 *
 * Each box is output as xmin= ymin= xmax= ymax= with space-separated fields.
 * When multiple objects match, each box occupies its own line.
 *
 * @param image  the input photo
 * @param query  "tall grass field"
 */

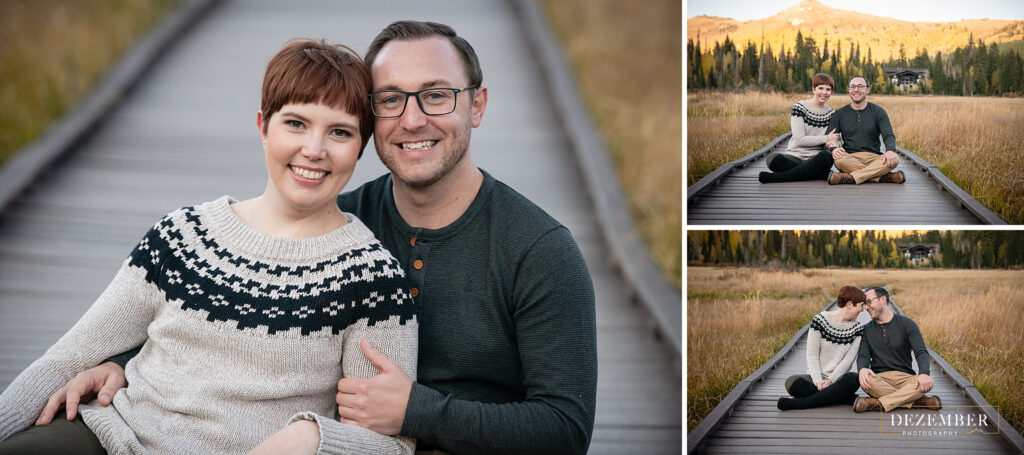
xmin=687 ymin=266 xmax=1024 ymax=436
xmin=539 ymin=0 xmax=682 ymax=288
xmin=0 ymin=0 xmax=182 ymax=167
xmin=687 ymin=92 xmax=1024 ymax=224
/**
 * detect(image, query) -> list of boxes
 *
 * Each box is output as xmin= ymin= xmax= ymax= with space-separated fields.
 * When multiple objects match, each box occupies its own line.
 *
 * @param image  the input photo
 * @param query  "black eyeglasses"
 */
xmin=369 ymin=87 xmax=477 ymax=118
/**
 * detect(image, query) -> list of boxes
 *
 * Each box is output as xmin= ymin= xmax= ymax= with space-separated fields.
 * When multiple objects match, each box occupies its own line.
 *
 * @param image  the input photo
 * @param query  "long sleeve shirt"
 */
xmin=857 ymin=314 xmax=931 ymax=376
xmin=0 ymin=197 xmax=419 ymax=454
xmin=106 ymin=171 xmax=598 ymax=455
xmin=826 ymin=102 xmax=897 ymax=155
xmin=805 ymin=312 xmax=863 ymax=383
xmin=786 ymin=101 xmax=834 ymax=160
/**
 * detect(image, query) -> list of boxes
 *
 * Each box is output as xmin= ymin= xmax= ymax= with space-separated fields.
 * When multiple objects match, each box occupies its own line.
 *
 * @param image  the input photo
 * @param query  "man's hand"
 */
xmin=916 ymin=374 xmax=934 ymax=393
xmin=831 ymin=147 xmax=847 ymax=161
xmin=336 ymin=339 xmax=412 ymax=435
xmin=825 ymin=128 xmax=840 ymax=143
xmin=858 ymin=368 xmax=876 ymax=391
xmin=249 ymin=420 xmax=320 ymax=455
xmin=883 ymin=150 xmax=899 ymax=169
xmin=36 ymin=361 xmax=126 ymax=425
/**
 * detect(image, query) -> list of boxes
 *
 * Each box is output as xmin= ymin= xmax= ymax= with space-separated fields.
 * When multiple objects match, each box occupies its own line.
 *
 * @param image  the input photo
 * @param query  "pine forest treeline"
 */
xmin=687 ymin=32 xmax=1024 ymax=95
xmin=688 ymin=231 xmax=1024 ymax=269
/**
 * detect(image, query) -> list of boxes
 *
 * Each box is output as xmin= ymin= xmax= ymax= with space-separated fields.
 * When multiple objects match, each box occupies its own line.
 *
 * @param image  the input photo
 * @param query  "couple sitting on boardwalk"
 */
xmin=0 ymin=20 xmax=596 ymax=455
xmin=777 ymin=286 xmax=942 ymax=413
xmin=759 ymin=73 xmax=906 ymax=185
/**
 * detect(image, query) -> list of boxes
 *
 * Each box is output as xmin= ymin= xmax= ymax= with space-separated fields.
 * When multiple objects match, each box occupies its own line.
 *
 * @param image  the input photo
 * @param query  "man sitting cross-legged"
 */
xmin=853 ymin=287 xmax=942 ymax=412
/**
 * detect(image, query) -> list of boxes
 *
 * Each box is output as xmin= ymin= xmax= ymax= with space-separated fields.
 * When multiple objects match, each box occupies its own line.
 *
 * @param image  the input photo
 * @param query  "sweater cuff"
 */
xmin=400 ymin=382 xmax=443 ymax=442
xmin=289 ymin=412 xmax=415 ymax=455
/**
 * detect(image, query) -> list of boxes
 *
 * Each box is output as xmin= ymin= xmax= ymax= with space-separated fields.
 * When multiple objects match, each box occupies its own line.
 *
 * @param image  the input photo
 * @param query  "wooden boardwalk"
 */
xmin=0 ymin=0 xmax=681 ymax=453
xmin=688 ymin=297 xmax=1024 ymax=454
xmin=687 ymin=133 xmax=1008 ymax=225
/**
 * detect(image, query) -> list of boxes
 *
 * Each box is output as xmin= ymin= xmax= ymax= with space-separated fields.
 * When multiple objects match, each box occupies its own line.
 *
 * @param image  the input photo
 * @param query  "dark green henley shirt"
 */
xmin=827 ymin=102 xmax=897 ymax=155
xmin=338 ymin=170 xmax=597 ymax=455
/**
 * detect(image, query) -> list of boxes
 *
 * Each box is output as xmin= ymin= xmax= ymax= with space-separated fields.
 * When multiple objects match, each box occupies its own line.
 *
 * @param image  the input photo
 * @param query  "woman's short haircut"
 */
xmin=811 ymin=73 xmax=835 ymax=90
xmin=260 ymin=38 xmax=373 ymax=156
xmin=836 ymin=285 xmax=866 ymax=308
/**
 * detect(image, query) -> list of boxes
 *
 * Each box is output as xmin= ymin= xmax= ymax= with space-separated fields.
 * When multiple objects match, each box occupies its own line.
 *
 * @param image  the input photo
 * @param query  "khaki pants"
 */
xmin=835 ymin=151 xmax=893 ymax=184
xmin=864 ymin=370 xmax=924 ymax=411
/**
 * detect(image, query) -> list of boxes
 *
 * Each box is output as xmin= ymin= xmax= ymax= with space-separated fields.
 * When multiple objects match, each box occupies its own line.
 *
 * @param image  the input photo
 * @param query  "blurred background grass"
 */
xmin=0 ymin=0 xmax=182 ymax=167
xmin=538 ymin=0 xmax=682 ymax=289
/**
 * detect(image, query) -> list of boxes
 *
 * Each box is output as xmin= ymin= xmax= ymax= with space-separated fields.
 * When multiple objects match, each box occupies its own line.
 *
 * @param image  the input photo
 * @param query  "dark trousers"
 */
xmin=759 ymin=151 xmax=834 ymax=183
xmin=778 ymin=372 xmax=860 ymax=410
xmin=0 ymin=411 xmax=105 ymax=454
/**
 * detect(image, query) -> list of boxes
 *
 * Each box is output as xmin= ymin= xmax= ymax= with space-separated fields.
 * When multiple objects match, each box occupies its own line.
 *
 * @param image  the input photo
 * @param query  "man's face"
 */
xmin=848 ymin=77 xmax=869 ymax=103
xmin=864 ymin=290 xmax=883 ymax=319
xmin=370 ymin=37 xmax=486 ymax=188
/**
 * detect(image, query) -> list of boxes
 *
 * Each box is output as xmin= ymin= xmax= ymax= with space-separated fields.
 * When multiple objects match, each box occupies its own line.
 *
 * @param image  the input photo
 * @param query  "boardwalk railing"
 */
xmin=688 ymin=291 xmax=1024 ymax=454
xmin=687 ymin=133 xmax=1008 ymax=225
xmin=512 ymin=0 xmax=682 ymax=365
xmin=0 ymin=0 xmax=221 ymax=218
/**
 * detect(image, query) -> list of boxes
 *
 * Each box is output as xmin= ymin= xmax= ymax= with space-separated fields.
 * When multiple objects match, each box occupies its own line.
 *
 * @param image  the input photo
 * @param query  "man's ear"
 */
xmin=470 ymin=87 xmax=488 ymax=128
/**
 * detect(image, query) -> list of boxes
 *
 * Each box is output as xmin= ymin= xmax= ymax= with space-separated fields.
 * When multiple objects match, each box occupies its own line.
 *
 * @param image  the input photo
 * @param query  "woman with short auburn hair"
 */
xmin=759 ymin=72 xmax=840 ymax=184
xmin=0 ymin=39 xmax=418 ymax=455
xmin=777 ymin=285 xmax=865 ymax=410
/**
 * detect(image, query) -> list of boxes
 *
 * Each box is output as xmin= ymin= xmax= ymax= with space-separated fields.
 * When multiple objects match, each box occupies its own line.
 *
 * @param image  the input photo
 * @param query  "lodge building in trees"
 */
xmin=884 ymin=68 xmax=930 ymax=90
xmin=897 ymin=243 xmax=939 ymax=265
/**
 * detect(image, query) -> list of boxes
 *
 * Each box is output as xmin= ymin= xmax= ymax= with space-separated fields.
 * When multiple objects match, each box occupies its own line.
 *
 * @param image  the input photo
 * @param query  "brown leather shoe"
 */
xmin=913 ymin=395 xmax=942 ymax=410
xmin=878 ymin=171 xmax=906 ymax=184
xmin=828 ymin=172 xmax=856 ymax=185
xmin=853 ymin=397 xmax=883 ymax=413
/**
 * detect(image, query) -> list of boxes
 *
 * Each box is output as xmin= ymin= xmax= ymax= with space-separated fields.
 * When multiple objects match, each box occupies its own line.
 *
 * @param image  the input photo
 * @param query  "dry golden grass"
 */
xmin=687 ymin=266 xmax=1024 ymax=437
xmin=686 ymin=91 xmax=1024 ymax=223
xmin=0 ymin=0 xmax=181 ymax=166
xmin=538 ymin=0 xmax=681 ymax=288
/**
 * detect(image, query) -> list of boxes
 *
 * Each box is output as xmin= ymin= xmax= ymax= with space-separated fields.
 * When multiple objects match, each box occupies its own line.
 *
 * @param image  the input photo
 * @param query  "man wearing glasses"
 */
xmin=852 ymin=287 xmax=941 ymax=412
xmin=824 ymin=75 xmax=905 ymax=185
xmin=38 ymin=21 xmax=597 ymax=454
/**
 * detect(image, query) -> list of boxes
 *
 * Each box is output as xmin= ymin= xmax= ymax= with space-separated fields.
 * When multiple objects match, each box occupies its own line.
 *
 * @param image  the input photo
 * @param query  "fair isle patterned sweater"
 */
xmin=786 ymin=100 xmax=834 ymax=160
xmin=0 ymin=196 xmax=418 ymax=455
xmin=806 ymin=311 xmax=863 ymax=383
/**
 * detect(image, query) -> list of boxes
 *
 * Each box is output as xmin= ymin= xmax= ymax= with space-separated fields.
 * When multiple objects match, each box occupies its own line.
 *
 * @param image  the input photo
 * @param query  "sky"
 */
xmin=687 ymin=0 xmax=1024 ymax=22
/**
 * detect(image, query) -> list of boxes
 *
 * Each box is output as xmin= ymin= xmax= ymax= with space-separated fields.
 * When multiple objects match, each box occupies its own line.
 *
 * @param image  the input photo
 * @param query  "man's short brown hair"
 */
xmin=811 ymin=73 xmax=834 ymax=90
xmin=260 ymin=38 xmax=373 ymax=155
xmin=837 ymin=285 xmax=866 ymax=308
xmin=364 ymin=21 xmax=483 ymax=89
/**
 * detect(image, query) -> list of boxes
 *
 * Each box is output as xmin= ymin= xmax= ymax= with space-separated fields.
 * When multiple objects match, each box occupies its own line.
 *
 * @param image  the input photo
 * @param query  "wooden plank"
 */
xmin=687 ymin=133 xmax=1007 ymax=224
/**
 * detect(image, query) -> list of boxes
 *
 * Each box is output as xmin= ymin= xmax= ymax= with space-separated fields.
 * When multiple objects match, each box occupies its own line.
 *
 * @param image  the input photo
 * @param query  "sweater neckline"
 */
xmin=799 ymin=100 xmax=832 ymax=113
xmin=820 ymin=310 xmax=860 ymax=329
xmin=202 ymin=195 xmax=376 ymax=262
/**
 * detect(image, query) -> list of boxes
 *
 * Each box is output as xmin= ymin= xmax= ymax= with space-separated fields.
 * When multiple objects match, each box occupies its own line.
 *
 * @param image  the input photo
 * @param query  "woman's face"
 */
xmin=812 ymin=84 xmax=833 ymax=104
xmin=844 ymin=300 xmax=865 ymax=319
xmin=258 ymin=102 xmax=363 ymax=215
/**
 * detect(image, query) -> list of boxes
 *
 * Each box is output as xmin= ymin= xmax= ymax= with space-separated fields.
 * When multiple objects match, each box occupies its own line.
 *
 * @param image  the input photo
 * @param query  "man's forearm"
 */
xmin=403 ymin=383 xmax=592 ymax=455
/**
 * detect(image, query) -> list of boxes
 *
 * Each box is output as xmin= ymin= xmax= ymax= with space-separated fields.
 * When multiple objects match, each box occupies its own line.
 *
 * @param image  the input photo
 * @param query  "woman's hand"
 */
xmin=36 ymin=361 xmax=126 ymax=425
xmin=249 ymin=420 xmax=320 ymax=455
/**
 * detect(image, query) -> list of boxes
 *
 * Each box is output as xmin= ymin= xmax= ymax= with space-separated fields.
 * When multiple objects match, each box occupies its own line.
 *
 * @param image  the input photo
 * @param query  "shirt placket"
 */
xmin=406 ymin=228 xmax=428 ymax=301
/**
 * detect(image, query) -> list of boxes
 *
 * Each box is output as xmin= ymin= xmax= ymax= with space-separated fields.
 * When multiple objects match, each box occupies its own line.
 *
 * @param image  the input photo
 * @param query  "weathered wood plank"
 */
xmin=687 ymin=133 xmax=1006 ymax=224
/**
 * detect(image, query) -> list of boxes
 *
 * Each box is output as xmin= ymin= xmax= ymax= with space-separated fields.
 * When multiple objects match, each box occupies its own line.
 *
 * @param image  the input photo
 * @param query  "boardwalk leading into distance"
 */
xmin=687 ymin=133 xmax=1007 ymax=225
xmin=0 ymin=0 xmax=681 ymax=452
xmin=688 ymin=297 xmax=1024 ymax=454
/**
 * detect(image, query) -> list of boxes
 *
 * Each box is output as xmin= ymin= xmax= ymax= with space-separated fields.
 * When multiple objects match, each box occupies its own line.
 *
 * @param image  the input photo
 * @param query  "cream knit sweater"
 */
xmin=806 ymin=311 xmax=862 ymax=384
xmin=0 ymin=196 xmax=418 ymax=454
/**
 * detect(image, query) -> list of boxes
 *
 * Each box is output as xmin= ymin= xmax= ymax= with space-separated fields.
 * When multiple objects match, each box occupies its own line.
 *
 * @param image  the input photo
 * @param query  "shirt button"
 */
xmin=410 ymin=287 xmax=419 ymax=298
xmin=413 ymin=259 xmax=423 ymax=270
xmin=410 ymin=237 xmax=416 ymax=247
